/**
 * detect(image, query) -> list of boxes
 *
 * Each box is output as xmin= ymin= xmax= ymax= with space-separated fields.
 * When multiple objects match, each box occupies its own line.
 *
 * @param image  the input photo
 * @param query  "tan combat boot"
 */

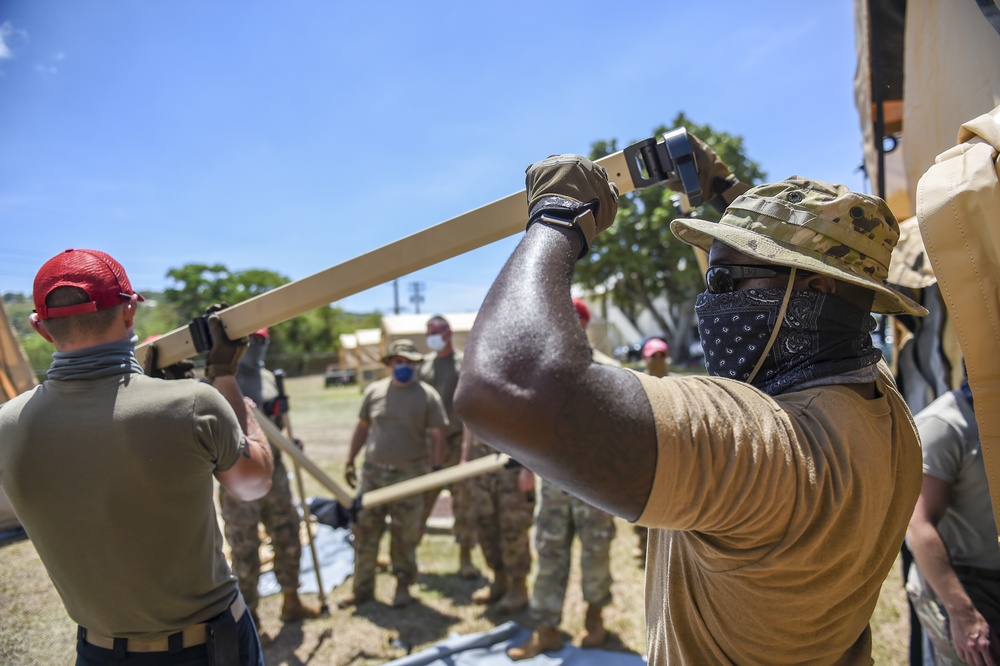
xmin=471 ymin=574 xmax=508 ymax=604
xmin=507 ymin=624 xmax=563 ymax=660
xmin=280 ymin=592 xmax=320 ymax=621
xmin=392 ymin=581 xmax=413 ymax=608
xmin=459 ymin=545 xmax=481 ymax=579
xmin=579 ymin=604 xmax=607 ymax=648
xmin=496 ymin=575 xmax=528 ymax=612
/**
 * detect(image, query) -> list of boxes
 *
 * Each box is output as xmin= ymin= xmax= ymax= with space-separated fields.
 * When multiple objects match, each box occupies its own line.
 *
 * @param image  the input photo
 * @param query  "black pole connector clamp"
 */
xmin=623 ymin=127 xmax=704 ymax=207
xmin=188 ymin=315 xmax=213 ymax=354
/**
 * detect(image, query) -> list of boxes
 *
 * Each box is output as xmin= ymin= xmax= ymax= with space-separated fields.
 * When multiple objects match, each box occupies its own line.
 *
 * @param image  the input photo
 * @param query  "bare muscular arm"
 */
xmin=454 ymin=222 xmax=657 ymax=520
xmin=211 ymin=375 xmax=274 ymax=501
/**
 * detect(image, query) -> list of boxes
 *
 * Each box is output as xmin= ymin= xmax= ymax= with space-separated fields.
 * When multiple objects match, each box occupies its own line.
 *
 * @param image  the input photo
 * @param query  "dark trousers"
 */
xmin=75 ymin=611 xmax=262 ymax=666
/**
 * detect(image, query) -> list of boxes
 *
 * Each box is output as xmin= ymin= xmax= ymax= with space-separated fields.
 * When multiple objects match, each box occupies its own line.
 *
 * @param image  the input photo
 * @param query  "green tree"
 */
xmin=163 ymin=264 xmax=291 ymax=323
xmin=577 ymin=113 xmax=766 ymax=361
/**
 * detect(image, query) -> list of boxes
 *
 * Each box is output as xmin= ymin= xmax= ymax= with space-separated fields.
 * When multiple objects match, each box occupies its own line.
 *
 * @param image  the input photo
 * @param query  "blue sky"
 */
xmin=0 ymin=2 xmax=866 ymax=316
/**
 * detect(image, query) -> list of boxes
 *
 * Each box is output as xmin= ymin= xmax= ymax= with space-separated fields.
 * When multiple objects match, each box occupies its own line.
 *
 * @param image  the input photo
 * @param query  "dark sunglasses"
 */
xmin=704 ymin=264 xmax=799 ymax=294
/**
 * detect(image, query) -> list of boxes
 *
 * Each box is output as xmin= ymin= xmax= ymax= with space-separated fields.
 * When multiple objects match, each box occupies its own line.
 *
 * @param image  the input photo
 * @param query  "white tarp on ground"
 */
xmin=384 ymin=621 xmax=646 ymax=666
xmin=257 ymin=523 xmax=353 ymax=598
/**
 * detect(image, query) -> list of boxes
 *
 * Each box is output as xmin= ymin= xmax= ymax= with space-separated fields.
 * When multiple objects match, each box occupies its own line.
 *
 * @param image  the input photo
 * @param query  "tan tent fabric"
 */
xmin=903 ymin=0 xmax=1000 ymax=205
xmin=0 ymin=300 xmax=37 ymax=402
xmin=0 ymin=300 xmax=36 ymax=533
xmin=917 ymin=104 xmax=1000 ymax=534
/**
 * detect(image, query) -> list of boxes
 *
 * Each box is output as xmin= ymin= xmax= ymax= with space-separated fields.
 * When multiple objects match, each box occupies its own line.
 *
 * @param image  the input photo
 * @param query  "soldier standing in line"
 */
xmin=507 ymin=298 xmax=616 ymax=660
xmin=221 ymin=327 xmax=318 ymax=643
xmin=465 ymin=429 xmax=535 ymax=612
xmin=340 ymin=339 xmax=448 ymax=608
xmin=417 ymin=315 xmax=480 ymax=579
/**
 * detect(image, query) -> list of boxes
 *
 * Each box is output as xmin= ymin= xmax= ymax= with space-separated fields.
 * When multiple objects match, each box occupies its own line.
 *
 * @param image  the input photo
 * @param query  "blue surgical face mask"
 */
xmin=393 ymin=364 xmax=415 ymax=383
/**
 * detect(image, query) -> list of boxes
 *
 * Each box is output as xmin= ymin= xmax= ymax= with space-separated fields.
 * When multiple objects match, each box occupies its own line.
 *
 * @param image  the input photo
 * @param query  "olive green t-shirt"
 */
xmin=634 ymin=364 xmax=922 ymax=664
xmin=419 ymin=351 xmax=463 ymax=437
xmin=0 ymin=373 xmax=243 ymax=637
xmin=359 ymin=377 xmax=448 ymax=471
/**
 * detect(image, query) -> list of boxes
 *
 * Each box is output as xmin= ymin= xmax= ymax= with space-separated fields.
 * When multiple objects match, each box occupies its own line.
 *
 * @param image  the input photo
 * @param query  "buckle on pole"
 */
xmin=623 ymin=127 xmax=704 ymax=207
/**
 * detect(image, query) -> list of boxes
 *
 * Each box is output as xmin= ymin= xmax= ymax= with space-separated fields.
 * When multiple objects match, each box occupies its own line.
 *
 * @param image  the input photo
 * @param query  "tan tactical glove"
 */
xmin=665 ymin=133 xmax=748 ymax=211
xmin=203 ymin=303 xmax=249 ymax=379
xmin=525 ymin=154 xmax=619 ymax=258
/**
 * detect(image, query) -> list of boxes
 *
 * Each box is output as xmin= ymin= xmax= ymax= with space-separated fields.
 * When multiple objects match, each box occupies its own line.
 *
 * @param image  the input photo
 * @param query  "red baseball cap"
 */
xmin=572 ymin=298 xmax=590 ymax=327
xmin=252 ymin=328 xmax=270 ymax=340
xmin=642 ymin=338 xmax=669 ymax=357
xmin=33 ymin=249 xmax=144 ymax=320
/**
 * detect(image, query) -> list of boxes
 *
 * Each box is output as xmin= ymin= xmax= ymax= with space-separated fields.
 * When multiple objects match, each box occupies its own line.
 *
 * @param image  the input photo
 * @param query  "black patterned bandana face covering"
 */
xmin=695 ymin=288 xmax=882 ymax=396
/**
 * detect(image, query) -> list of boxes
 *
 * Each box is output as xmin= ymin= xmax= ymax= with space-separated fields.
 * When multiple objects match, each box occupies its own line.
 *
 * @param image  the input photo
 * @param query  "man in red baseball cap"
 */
xmin=0 ymin=248 xmax=274 ymax=665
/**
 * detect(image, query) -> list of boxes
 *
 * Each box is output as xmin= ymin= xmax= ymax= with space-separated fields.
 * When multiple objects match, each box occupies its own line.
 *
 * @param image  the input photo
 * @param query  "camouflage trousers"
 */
xmin=220 ymin=455 xmax=302 ymax=611
xmin=352 ymin=464 xmax=426 ymax=596
xmin=419 ymin=432 xmax=476 ymax=548
xmin=468 ymin=464 xmax=534 ymax=578
xmin=907 ymin=563 xmax=1000 ymax=665
xmin=530 ymin=478 xmax=615 ymax=626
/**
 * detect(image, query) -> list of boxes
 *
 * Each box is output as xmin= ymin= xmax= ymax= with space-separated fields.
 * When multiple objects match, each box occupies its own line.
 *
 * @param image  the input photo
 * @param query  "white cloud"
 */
xmin=0 ymin=21 xmax=27 ymax=61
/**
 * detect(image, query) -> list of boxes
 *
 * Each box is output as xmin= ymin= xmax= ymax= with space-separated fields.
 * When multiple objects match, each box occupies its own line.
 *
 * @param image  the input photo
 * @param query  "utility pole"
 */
xmin=408 ymin=281 xmax=425 ymax=314
xmin=393 ymin=279 xmax=400 ymax=314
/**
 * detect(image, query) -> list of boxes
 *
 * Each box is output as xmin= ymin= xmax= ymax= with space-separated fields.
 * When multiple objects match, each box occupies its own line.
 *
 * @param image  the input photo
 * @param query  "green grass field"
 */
xmin=0 ymin=373 xmax=911 ymax=664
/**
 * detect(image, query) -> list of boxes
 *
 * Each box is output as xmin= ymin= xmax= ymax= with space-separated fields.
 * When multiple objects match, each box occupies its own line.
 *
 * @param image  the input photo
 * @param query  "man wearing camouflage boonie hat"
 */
xmin=455 ymin=138 xmax=926 ymax=663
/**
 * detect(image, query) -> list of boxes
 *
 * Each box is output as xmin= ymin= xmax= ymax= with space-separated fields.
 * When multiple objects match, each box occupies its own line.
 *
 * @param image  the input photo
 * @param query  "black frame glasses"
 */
xmin=704 ymin=264 xmax=797 ymax=294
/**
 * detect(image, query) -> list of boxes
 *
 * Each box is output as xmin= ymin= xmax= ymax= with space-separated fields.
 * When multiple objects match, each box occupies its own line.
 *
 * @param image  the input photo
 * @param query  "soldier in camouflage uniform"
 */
xmin=220 ymin=328 xmax=318 ymax=643
xmin=465 ymin=431 xmax=535 ymax=611
xmin=339 ymin=339 xmax=448 ymax=609
xmin=508 ymin=299 xmax=616 ymax=660
xmin=418 ymin=315 xmax=480 ymax=579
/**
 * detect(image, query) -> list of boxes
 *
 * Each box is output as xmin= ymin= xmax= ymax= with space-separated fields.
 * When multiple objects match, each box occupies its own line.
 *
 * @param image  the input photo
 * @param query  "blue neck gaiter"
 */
xmin=47 ymin=335 xmax=144 ymax=381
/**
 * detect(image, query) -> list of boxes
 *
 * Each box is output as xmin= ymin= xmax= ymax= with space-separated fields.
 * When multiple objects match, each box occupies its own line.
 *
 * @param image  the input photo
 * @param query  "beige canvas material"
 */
xmin=917 ymin=104 xmax=1000 ymax=536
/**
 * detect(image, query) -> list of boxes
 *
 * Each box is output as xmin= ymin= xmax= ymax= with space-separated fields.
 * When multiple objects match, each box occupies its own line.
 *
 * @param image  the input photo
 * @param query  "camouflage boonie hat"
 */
xmin=382 ymin=338 xmax=424 ymax=364
xmin=670 ymin=177 xmax=928 ymax=316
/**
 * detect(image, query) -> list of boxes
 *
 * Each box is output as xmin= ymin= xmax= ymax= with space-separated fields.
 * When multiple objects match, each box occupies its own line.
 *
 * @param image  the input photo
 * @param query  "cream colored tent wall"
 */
xmin=380 ymin=312 xmax=478 ymax=356
xmin=902 ymin=0 xmax=1000 ymax=205
xmin=855 ymin=0 xmax=1000 ymax=218
xmin=0 ymin=300 xmax=37 ymax=533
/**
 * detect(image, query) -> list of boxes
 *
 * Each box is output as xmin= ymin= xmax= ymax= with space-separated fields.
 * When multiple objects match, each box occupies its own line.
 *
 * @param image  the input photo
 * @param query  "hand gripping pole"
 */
xmin=138 ymin=129 xmax=702 ymax=370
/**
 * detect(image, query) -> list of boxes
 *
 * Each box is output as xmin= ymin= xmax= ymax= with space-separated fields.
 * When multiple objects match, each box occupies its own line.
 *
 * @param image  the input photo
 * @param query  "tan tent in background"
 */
xmin=0 ymin=299 xmax=38 ymax=533
xmin=853 ymin=0 xmax=1000 ymax=411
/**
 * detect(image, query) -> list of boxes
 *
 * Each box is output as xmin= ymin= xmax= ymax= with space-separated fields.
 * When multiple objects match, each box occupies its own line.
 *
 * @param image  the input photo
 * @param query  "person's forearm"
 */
xmin=432 ymin=430 xmax=446 ymax=468
xmin=908 ymin=522 xmax=976 ymax=615
xmin=347 ymin=422 xmax=368 ymax=463
xmin=456 ymin=223 xmax=657 ymax=519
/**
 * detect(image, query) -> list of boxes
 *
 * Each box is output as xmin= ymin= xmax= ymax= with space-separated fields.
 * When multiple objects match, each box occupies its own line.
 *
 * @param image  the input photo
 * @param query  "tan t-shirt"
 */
xmin=0 ymin=373 xmax=243 ymax=637
xmin=359 ymin=377 xmax=448 ymax=471
xmin=633 ymin=364 xmax=922 ymax=664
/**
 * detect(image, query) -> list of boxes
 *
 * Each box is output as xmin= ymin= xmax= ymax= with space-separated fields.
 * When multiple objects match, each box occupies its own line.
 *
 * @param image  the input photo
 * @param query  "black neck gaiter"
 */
xmin=696 ymin=288 xmax=882 ymax=396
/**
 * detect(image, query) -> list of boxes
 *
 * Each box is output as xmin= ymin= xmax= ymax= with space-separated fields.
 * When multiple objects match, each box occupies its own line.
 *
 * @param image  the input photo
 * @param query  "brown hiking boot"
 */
xmin=337 ymin=590 xmax=373 ymax=609
xmin=280 ymin=592 xmax=321 ymax=621
xmin=471 ymin=575 xmax=508 ymax=604
xmin=496 ymin=576 xmax=528 ymax=612
xmin=391 ymin=582 xmax=413 ymax=608
xmin=459 ymin=545 xmax=480 ymax=579
xmin=507 ymin=624 xmax=563 ymax=660
xmin=579 ymin=604 xmax=607 ymax=648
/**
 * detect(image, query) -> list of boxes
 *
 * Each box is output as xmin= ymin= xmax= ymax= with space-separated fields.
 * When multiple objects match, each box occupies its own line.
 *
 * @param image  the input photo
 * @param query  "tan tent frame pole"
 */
xmin=255 ymin=412 xmax=510 ymax=510
xmin=137 ymin=151 xmax=633 ymax=370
